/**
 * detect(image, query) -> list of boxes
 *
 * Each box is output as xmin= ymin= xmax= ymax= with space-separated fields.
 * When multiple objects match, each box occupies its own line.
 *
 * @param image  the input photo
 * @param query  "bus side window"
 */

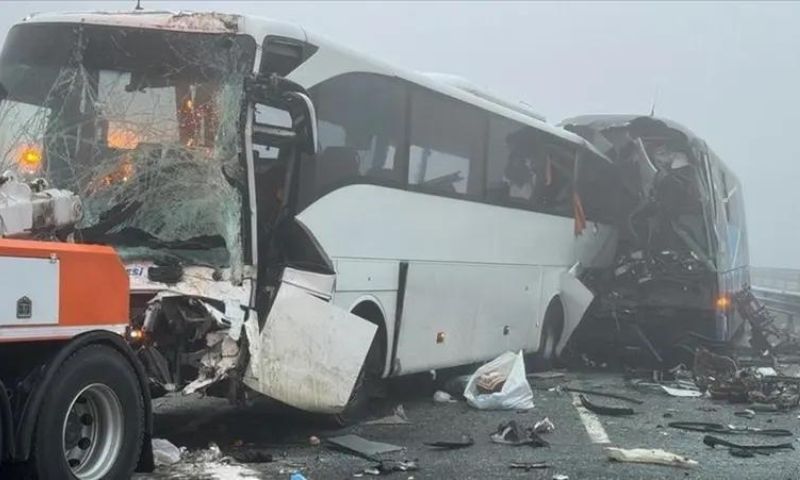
xmin=408 ymin=88 xmax=484 ymax=197
xmin=302 ymin=72 xmax=406 ymax=205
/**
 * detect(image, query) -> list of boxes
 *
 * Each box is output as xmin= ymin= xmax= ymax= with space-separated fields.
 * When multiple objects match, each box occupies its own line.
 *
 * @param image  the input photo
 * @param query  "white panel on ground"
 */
xmin=0 ymin=256 xmax=59 ymax=326
xmin=243 ymin=282 xmax=377 ymax=414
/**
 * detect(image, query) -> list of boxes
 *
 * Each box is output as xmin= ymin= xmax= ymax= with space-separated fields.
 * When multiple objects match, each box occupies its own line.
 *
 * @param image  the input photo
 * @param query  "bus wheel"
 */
xmin=32 ymin=345 xmax=144 ymax=480
xmin=532 ymin=301 xmax=564 ymax=371
xmin=334 ymin=304 xmax=385 ymax=426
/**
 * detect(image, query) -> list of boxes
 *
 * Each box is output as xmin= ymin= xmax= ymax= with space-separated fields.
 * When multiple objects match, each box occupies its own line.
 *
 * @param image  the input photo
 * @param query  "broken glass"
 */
xmin=0 ymin=23 xmax=256 ymax=270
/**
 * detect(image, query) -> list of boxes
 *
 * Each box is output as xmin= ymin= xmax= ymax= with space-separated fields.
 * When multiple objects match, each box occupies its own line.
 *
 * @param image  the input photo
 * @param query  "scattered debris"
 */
xmin=433 ymin=391 xmax=457 ymax=404
xmin=490 ymin=420 xmax=549 ymax=447
xmin=369 ymin=460 xmax=419 ymax=474
xmin=424 ymin=434 xmax=474 ymax=450
xmin=661 ymin=385 xmax=702 ymax=398
xmin=605 ymin=447 xmax=698 ymax=468
xmin=309 ymin=436 xmax=321 ymax=446
xmin=562 ymin=387 xmax=644 ymax=404
xmin=667 ymin=422 xmax=792 ymax=437
xmin=363 ymin=405 xmax=411 ymax=425
xmin=552 ymin=474 xmax=569 ymax=480
xmin=152 ymin=438 xmax=182 ymax=466
xmin=703 ymin=435 xmax=795 ymax=455
xmin=509 ymin=461 xmax=549 ymax=471
xmin=326 ymin=435 xmax=404 ymax=459
xmin=464 ymin=351 xmax=534 ymax=410
xmin=533 ymin=417 xmax=556 ymax=434
xmin=290 ymin=472 xmax=308 ymax=480
xmin=735 ymin=409 xmax=756 ymax=419
xmin=578 ymin=394 xmax=635 ymax=416
xmin=229 ymin=448 xmax=274 ymax=463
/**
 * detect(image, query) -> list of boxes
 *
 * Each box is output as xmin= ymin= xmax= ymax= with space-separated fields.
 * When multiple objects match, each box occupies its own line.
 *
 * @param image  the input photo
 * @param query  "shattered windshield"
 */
xmin=0 ymin=23 xmax=255 ymax=268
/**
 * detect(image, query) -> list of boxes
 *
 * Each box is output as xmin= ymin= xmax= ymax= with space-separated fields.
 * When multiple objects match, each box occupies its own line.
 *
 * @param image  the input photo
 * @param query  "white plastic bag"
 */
xmin=152 ymin=438 xmax=182 ymax=466
xmin=464 ymin=351 xmax=534 ymax=410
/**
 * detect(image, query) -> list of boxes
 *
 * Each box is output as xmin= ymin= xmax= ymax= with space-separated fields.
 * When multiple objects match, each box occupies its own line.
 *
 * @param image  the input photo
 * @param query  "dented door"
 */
xmin=243 ymin=282 xmax=377 ymax=413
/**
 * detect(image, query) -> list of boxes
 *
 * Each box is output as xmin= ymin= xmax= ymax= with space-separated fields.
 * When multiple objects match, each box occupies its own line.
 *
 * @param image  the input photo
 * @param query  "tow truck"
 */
xmin=0 ymin=169 xmax=154 ymax=478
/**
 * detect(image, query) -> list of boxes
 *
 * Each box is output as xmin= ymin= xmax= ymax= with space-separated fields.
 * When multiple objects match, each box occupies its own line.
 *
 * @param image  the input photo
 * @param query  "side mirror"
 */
xmin=245 ymin=74 xmax=318 ymax=155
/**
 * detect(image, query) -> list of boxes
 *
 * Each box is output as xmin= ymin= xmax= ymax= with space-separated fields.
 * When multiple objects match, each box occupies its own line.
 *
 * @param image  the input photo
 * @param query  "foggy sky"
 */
xmin=2 ymin=1 xmax=798 ymax=268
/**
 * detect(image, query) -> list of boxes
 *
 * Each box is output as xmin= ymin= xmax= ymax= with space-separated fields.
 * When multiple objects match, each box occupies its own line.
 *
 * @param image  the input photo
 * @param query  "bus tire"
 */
xmin=334 ymin=302 xmax=385 ymax=426
xmin=31 ymin=344 xmax=144 ymax=480
xmin=532 ymin=300 xmax=564 ymax=371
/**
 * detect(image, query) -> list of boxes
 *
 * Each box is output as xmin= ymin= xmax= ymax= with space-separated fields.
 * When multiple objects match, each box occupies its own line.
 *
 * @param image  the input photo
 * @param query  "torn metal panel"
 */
xmin=556 ymin=265 xmax=594 ymax=355
xmin=243 ymin=282 xmax=377 ymax=414
xmin=280 ymin=266 xmax=336 ymax=300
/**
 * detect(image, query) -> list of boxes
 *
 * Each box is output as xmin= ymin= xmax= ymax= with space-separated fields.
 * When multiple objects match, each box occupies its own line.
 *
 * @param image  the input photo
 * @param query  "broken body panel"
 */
xmin=562 ymin=115 xmax=749 ymax=362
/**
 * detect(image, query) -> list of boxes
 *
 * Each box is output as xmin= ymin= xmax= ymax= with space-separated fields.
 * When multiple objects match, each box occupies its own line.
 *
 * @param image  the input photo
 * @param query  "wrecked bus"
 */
xmin=562 ymin=115 xmax=749 ymax=364
xmin=0 ymin=7 xmax=618 ymax=430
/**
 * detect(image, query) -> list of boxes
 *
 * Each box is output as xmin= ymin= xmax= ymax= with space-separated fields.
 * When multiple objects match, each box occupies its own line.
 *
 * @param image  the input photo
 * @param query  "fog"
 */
xmin=1 ymin=1 xmax=798 ymax=268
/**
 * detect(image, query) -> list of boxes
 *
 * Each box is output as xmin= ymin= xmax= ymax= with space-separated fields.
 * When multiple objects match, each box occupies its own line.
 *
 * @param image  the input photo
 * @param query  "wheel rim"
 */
xmin=62 ymin=383 xmax=124 ymax=480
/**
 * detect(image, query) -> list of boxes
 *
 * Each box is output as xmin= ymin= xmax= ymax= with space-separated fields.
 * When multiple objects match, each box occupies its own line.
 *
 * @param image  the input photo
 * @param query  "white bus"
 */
xmin=0 ymin=10 xmax=615 ymax=422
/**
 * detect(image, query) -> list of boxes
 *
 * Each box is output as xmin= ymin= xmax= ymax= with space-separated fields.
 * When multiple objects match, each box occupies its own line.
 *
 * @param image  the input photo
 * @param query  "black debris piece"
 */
xmin=563 ymin=387 xmax=644 ymax=405
xmin=509 ymin=461 xmax=549 ymax=471
xmin=703 ymin=435 xmax=795 ymax=455
xmin=424 ymin=435 xmax=474 ymax=450
xmin=579 ymin=394 xmax=635 ymax=416
xmin=668 ymin=422 xmax=792 ymax=437
xmin=326 ymin=435 xmax=403 ymax=460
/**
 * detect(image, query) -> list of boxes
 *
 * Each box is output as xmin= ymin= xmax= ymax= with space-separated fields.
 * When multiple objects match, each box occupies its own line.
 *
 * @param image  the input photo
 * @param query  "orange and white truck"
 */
xmin=0 ymin=176 xmax=153 ymax=478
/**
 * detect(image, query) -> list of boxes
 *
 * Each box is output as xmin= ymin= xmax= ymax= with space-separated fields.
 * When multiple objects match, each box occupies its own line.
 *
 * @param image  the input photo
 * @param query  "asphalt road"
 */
xmin=136 ymin=371 xmax=800 ymax=480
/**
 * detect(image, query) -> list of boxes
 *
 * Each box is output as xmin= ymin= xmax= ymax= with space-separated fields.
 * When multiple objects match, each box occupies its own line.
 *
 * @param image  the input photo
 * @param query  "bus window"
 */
xmin=487 ymin=115 xmax=573 ymax=216
xmin=305 ymin=73 xmax=406 ymax=201
xmin=408 ymin=88 xmax=484 ymax=197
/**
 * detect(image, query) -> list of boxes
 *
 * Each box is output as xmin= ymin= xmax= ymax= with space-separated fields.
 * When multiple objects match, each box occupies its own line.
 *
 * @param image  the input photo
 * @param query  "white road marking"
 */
xmin=571 ymin=393 xmax=611 ymax=444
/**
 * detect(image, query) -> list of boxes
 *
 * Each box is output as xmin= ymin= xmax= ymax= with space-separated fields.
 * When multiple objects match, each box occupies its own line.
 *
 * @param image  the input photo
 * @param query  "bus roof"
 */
xmin=18 ymin=9 xmax=608 ymax=160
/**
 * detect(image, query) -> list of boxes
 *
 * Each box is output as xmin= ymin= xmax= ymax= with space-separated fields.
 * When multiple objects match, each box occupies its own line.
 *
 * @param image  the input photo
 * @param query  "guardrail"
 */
xmin=752 ymin=286 xmax=800 ymax=334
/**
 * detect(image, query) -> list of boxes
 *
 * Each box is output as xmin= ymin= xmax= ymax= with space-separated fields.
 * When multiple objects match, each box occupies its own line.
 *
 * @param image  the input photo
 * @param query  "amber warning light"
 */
xmin=17 ymin=145 xmax=42 ymax=172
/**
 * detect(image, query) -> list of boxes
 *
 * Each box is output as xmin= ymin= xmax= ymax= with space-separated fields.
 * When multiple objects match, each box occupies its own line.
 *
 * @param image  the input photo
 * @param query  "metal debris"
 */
xmin=363 ymin=405 xmax=411 ymax=425
xmin=326 ymin=435 xmax=404 ymax=459
xmin=533 ymin=417 xmax=556 ymax=434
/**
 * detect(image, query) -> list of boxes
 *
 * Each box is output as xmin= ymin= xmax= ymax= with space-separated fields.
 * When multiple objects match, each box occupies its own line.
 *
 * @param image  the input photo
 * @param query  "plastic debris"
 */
xmin=152 ymin=438 xmax=182 ymax=466
xmin=661 ymin=385 xmax=702 ymax=398
xmin=490 ymin=420 xmax=548 ymax=447
xmin=533 ymin=417 xmax=555 ymax=434
xmin=668 ymin=422 xmax=792 ymax=437
xmin=433 ymin=390 xmax=457 ymax=403
xmin=605 ymin=447 xmax=698 ymax=468
xmin=464 ymin=351 xmax=534 ymax=410
xmin=703 ymin=435 xmax=795 ymax=455
xmin=552 ymin=475 xmax=569 ymax=480
xmin=309 ymin=436 xmax=321 ymax=446
xmin=290 ymin=473 xmax=308 ymax=480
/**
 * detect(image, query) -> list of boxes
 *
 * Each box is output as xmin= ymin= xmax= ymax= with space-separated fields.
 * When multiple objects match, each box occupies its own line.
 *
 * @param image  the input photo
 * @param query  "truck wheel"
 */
xmin=32 ymin=345 xmax=144 ymax=480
